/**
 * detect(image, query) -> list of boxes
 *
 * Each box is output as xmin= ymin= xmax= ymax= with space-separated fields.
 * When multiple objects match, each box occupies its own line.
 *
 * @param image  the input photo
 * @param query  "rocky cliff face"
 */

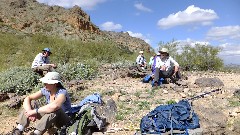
xmin=0 ymin=0 xmax=151 ymax=52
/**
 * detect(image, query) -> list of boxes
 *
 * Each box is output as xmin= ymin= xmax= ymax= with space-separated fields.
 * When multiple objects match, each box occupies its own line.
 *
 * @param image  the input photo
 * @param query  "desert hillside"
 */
xmin=0 ymin=0 xmax=151 ymax=52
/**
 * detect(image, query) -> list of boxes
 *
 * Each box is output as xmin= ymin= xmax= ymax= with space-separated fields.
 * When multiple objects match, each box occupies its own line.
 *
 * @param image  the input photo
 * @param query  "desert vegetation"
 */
xmin=1 ymin=32 xmax=240 ymax=134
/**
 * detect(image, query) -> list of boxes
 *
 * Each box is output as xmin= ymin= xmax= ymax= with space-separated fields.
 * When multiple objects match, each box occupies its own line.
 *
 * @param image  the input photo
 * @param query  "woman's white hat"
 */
xmin=139 ymin=51 xmax=144 ymax=54
xmin=40 ymin=72 xmax=62 ymax=84
xmin=159 ymin=48 xmax=169 ymax=54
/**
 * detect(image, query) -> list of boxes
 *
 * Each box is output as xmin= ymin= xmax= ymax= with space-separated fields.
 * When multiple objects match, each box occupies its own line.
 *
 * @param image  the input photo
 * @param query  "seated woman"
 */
xmin=8 ymin=72 xmax=71 ymax=135
xmin=153 ymin=48 xmax=181 ymax=85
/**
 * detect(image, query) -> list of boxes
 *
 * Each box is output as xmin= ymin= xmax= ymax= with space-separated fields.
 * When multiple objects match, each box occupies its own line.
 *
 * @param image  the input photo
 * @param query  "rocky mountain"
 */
xmin=0 ymin=0 xmax=151 ymax=52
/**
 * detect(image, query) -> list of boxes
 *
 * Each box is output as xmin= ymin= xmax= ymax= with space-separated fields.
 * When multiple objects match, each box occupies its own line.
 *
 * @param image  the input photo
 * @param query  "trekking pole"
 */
xmin=186 ymin=88 xmax=221 ymax=101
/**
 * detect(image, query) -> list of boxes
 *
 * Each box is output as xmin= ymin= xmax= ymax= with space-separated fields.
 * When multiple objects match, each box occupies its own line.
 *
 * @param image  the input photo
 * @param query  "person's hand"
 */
xmin=25 ymin=109 xmax=35 ymax=116
xmin=52 ymin=64 xmax=57 ymax=68
xmin=25 ymin=109 xmax=37 ymax=121
xmin=28 ymin=115 xmax=37 ymax=122
xmin=160 ymin=65 xmax=166 ymax=71
xmin=174 ymin=66 xmax=178 ymax=72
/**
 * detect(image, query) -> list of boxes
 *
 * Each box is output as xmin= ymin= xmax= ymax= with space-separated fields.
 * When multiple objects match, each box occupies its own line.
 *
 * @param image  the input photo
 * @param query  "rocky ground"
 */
xmin=1 ymin=66 xmax=240 ymax=135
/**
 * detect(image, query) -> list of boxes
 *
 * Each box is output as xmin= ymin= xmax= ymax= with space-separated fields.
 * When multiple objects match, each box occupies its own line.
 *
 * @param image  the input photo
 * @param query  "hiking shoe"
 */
xmin=7 ymin=128 xmax=23 ymax=135
xmin=29 ymin=132 xmax=36 ymax=135
xmin=152 ymin=82 xmax=158 ymax=90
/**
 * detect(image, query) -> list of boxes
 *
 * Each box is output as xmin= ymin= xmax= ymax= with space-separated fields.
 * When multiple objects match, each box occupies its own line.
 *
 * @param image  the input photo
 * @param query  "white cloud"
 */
xmin=157 ymin=5 xmax=218 ymax=29
xmin=175 ymin=38 xmax=210 ymax=53
xmin=100 ymin=22 xmax=122 ymax=31
xmin=206 ymin=25 xmax=240 ymax=41
xmin=127 ymin=31 xmax=151 ymax=44
xmin=177 ymin=38 xmax=210 ymax=47
xmin=177 ymin=39 xmax=240 ymax=65
xmin=37 ymin=0 xmax=107 ymax=10
xmin=219 ymin=43 xmax=240 ymax=56
xmin=218 ymin=43 xmax=240 ymax=65
xmin=134 ymin=3 xmax=152 ymax=12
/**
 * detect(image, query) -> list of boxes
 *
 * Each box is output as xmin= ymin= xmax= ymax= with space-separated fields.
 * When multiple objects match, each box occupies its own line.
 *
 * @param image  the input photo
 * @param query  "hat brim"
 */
xmin=159 ymin=51 xmax=168 ymax=54
xmin=39 ymin=78 xmax=60 ymax=84
xmin=42 ymin=50 xmax=52 ymax=54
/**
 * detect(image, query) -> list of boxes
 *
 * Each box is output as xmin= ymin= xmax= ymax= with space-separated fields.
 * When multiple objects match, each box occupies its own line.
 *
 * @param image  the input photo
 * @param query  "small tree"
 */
xmin=157 ymin=40 xmax=224 ymax=71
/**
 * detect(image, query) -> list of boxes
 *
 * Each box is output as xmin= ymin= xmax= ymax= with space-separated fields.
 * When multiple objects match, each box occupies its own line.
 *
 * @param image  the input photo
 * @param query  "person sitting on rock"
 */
xmin=8 ymin=72 xmax=72 ymax=135
xmin=153 ymin=48 xmax=181 ymax=86
xmin=136 ymin=50 xmax=147 ymax=70
xmin=31 ymin=48 xmax=57 ymax=76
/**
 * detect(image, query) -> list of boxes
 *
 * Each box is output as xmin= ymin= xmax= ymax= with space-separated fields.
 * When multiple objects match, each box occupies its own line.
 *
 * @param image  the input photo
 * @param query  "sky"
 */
xmin=37 ymin=0 xmax=240 ymax=65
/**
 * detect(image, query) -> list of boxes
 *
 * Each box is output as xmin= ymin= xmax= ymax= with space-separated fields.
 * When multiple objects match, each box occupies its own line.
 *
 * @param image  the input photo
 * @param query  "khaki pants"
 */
xmin=32 ymin=65 xmax=54 ymax=76
xmin=17 ymin=108 xmax=70 ymax=133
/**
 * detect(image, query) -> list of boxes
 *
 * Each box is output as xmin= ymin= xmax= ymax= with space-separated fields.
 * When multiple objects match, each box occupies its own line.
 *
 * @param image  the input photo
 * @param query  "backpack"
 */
xmin=58 ymin=93 xmax=108 ymax=135
xmin=66 ymin=104 xmax=106 ymax=135
xmin=140 ymin=100 xmax=200 ymax=134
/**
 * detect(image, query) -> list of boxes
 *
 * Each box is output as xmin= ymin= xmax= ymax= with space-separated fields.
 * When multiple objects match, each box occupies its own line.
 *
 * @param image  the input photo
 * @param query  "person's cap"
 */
xmin=139 ymin=51 xmax=144 ymax=54
xmin=157 ymin=52 xmax=161 ymax=55
xmin=159 ymin=48 xmax=169 ymax=54
xmin=40 ymin=72 xmax=62 ymax=84
xmin=42 ymin=48 xmax=52 ymax=54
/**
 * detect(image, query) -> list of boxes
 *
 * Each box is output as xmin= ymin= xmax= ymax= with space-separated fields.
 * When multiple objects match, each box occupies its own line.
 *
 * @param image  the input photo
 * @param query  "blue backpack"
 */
xmin=140 ymin=100 xmax=200 ymax=134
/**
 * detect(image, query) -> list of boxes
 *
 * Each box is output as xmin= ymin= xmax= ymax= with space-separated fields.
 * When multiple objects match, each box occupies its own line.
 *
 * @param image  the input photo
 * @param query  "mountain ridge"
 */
xmin=0 ymin=0 xmax=152 ymax=52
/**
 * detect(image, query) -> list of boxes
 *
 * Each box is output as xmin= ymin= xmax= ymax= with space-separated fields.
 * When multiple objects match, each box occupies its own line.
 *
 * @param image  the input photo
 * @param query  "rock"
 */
xmin=188 ymin=128 xmax=203 ymax=135
xmin=163 ymin=90 xmax=168 ymax=94
xmin=194 ymin=77 xmax=224 ymax=87
xmin=139 ymin=93 xmax=150 ymax=98
xmin=101 ymin=97 xmax=117 ymax=123
xmin=6 ymin=95 xmax=25 ymax=109
xmin=92 ymin=132 xmax=104 ymax=135
xmin=119 ymin=95 xmax=131 ymax=102
xmin=0 ymin=93 xmax=9 ymax=102
xmin=180 ymin=93 xmax=187 ymax=98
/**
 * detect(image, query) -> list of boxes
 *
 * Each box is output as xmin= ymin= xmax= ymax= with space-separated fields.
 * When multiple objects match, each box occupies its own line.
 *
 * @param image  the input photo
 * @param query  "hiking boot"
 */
xmin=29 ymin=132 xmax=37 ymax=135
xmin=152 ymin=82 xmax=158 ymax=90
xmin=7 ymin=128 xmax=23 ymax=135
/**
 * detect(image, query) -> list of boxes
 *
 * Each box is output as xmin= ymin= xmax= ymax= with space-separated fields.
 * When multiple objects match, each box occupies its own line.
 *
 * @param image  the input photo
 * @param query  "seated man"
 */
xmin=153 ymin=48 xmax=181 ymax=86
xmin=136 ymin=51 xmax=147 ymax=70
xmin=31 ymin=48 xmax=57 ymax=76
xmin=8 ymin=72 xmax=71 ymax=135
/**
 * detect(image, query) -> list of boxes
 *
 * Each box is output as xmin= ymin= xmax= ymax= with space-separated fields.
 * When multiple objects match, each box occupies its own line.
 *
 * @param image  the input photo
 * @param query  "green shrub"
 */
xmin=0 ymin=67 xmax=40 ymax=95
xmin=137 ymin=101 xmax=150 ymax=110
xmin=157 ymin=40 xmax=224 ymax=71
xmin=166 ymin=99 xmax=177 ymax=104
xmin=56 ymin=62 xmax=97 ymax=81
xmin=0 ymin=32 xmax=140 ymax=72
xmin=228 ymin=98 xmax=240 ymax=107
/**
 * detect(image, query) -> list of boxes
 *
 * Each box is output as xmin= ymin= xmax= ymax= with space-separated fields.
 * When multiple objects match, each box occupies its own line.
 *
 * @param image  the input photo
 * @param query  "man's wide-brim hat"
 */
xmin=42 ymin=48 xmax=52 ymax=54
xmin=159 ymin=48 xmax=169 ymax=54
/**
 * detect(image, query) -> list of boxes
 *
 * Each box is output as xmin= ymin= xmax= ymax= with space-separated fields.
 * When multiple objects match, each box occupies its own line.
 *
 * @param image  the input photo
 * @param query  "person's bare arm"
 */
xmin=23 ymin=91 xmax=42 ymax=111
xmin=38 ymin=94 xmax=65 ymax=113
xmin=26 ymin=94 xmax=66 ymax=116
